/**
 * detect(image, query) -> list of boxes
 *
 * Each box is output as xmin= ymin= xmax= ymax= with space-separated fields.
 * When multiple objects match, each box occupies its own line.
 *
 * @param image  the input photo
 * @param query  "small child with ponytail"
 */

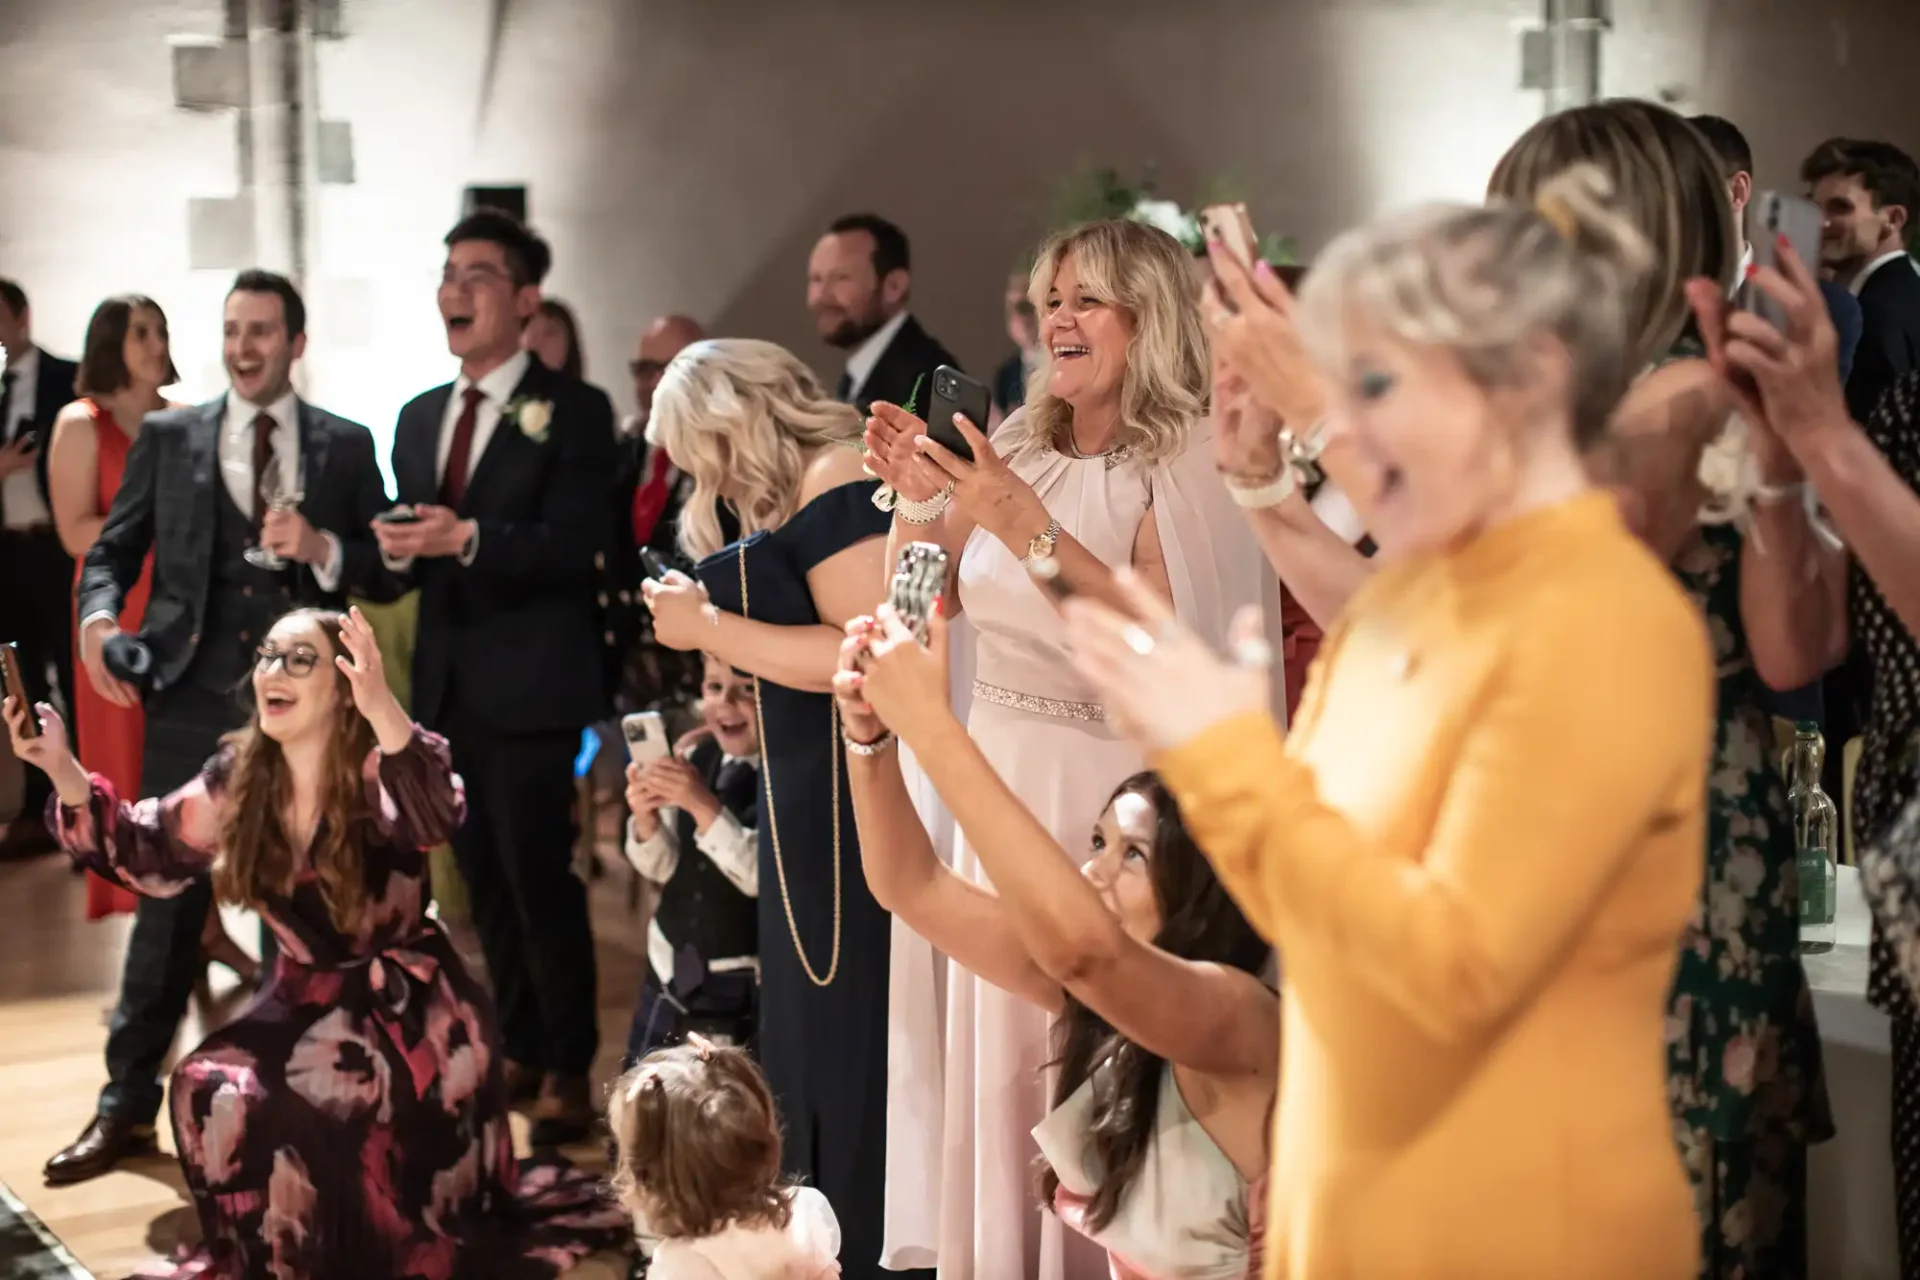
xmin=608 ymin=1037 xmax=841 ymax=1278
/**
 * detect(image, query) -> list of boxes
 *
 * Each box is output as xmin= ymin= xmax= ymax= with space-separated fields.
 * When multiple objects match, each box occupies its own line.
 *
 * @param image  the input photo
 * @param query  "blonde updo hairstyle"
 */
xmin=648 ymin=338 xmax=866 ymax=560
xmin=1487 ymin=98 xmax=1740 ymax=369
xmin=1296 ymin=164 xmax=1657 ymax=450
xmin=1000 ymin=218 xmax=1209 ymax=465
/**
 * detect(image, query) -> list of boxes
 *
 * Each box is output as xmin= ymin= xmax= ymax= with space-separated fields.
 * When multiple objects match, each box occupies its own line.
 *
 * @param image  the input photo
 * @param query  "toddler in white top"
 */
xmin=608 ymin=1036 xmax=841 ymax=1279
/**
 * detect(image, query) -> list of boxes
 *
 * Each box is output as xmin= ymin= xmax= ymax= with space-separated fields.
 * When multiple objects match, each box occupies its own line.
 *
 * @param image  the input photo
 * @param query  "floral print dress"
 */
xmin=51 ymin=725 xmax=628 ymax=1280
xmin=1666 ymin=523 xmax=1833 ymax=1280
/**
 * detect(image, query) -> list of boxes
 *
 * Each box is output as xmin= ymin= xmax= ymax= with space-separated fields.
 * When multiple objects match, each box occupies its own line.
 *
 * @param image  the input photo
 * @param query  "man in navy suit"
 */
xmin=373 ymin=211 xmax=615 ymax=1145
xmin=0 ymin=279 xmax=80 ymax=856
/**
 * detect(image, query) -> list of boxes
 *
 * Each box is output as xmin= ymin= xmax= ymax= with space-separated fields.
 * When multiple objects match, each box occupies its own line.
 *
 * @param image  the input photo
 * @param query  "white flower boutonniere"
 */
xmin=509 ymin=398 xmax=554 ymax=443
xmin=1696 ymin=414 xmax=1760 ymax=526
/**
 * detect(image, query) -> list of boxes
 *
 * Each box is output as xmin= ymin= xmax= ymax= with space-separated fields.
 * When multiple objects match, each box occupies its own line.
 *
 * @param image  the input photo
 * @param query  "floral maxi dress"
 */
xmin=50 ymin=725 xmax=629 ymax=1280
xmin=1666 ymin=524 xmax=1833 ymax=1280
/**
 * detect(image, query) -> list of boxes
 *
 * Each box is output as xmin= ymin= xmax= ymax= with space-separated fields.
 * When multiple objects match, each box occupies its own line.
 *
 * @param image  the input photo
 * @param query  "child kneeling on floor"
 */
xmin=610 ymin=1038 xmax=841 ymax=1278
xmin=623 ymin=653 xmax=762 ymax=1060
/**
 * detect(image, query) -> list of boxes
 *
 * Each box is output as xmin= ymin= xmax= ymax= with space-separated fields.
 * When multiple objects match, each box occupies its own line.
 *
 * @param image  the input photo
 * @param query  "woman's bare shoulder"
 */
xmin=1613 ymin=357 xmax=1727 ymax=439
xmin=797 ymin=443 xmax=870 ymax=503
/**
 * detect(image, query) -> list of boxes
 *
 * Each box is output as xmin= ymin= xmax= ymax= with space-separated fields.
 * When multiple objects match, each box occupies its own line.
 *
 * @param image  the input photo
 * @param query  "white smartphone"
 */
xmin=1745 ymin=191 xmax=1824 ymax=330
xmin=888 ymin=542 xmax=950 ymax=644
xmin=621 ymin=711 xmax=670 ymax=767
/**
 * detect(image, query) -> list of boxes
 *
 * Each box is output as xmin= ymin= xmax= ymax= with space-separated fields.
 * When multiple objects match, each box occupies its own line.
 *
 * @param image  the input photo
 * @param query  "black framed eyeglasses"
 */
xmin=629 ymin=358 xmax=667 ymax=380
xmin=255 ymin=643 xmax=320 ymax=677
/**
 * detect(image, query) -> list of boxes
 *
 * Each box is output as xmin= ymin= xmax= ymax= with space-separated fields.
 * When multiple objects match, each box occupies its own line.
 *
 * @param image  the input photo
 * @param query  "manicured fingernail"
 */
xmin=1746 ymin=263 xmax=1759 ymax=279
xmin=1778 ymin=232 xmax=1792 ymax=250
xmin=1254 ymin=261 xmax=1276 ymax=279
xmin=931 ymin=594 xmax=944 ymax=614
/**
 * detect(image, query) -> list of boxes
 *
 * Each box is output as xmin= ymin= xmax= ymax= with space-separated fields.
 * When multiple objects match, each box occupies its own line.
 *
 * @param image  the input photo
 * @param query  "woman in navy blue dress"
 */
xmin=640 ymin=338 xmax=912 ymax=1279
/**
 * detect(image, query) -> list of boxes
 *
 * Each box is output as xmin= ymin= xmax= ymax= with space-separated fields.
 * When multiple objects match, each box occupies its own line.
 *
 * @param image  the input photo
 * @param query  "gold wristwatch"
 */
xmin=1024 ymin=517 xmax=1062 ymax=564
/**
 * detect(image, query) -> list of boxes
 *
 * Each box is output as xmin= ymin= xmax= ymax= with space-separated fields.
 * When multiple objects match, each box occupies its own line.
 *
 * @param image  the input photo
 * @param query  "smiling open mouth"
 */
xmin=446 ymin=315 xmax=474 ymax=333
xmin=1051 ymin=345 xmax=1090 ymax=360
xmin=263 ymin=693 xmax=296 ymax=714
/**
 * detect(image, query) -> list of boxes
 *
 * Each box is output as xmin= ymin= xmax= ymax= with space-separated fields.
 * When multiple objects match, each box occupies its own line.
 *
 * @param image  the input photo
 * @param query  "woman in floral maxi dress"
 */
xmin=4 ymin=607 xmax=626 ymax=1280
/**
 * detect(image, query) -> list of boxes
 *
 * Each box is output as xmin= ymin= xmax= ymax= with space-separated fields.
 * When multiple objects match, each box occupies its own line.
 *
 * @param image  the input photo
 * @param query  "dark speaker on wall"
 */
xmin=462 ymin=185 xmax=528 ymax=223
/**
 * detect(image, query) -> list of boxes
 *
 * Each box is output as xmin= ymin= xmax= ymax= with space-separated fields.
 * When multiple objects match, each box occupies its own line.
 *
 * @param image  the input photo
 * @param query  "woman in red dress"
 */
xmin=46 ymin=296 xmax=257 ymax=978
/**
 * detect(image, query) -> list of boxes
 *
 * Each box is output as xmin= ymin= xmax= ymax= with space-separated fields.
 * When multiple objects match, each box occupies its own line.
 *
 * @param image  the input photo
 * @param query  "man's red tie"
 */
xmin=439 ymin=387 xmax=485 ymax=509
xmin=251 ymin=411 xmax=276 ymax=527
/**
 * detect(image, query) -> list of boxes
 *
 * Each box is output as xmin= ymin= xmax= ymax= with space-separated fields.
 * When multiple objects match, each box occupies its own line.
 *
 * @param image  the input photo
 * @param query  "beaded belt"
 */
xmin=972 ymin=679 xmax=1106 ymax=722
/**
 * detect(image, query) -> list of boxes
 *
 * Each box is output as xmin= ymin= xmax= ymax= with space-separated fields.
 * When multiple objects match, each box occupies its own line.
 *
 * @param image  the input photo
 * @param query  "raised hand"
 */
xmin=857 ymin=604 xmax=957 ymax=746
xmin=832 ymin=621 xmax=886 ymax=745
xmin=3 ymin=698 xmax=89 ymax=805
xmin=1064 ymin=569 xmax=1271 ymax=752
xmin=333 ymin=606 xmax=410 ymax=750
xmin=1205 ymin=245 xmax=1325 ymax=430
xmin=864 ymin=401 xmax=946 ymax=503
xmin=911 ymin=412 xmax=1048 ymax=551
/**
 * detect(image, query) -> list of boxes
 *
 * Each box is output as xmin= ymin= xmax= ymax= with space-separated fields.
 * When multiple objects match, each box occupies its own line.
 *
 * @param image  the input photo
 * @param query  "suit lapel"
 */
xmin=398 ymin=385 xmax=453 ymax=504
xmin=187 ymin=397 xmax=224 ymax=555
xmin=462 ymin=361 xmax=544 ymax=509
xmin=296 ymin=400 xmax=331 ymax=504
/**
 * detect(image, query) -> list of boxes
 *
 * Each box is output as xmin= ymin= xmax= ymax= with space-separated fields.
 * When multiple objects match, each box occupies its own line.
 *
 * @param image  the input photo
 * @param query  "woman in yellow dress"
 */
xmin=1063 ymin=165 xmax=1714 ymax=1279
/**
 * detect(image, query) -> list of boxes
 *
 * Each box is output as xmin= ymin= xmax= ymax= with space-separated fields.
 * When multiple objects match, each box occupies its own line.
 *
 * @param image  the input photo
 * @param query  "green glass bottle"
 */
xmin=1784 ymin=721 xmax=1838 ymax=953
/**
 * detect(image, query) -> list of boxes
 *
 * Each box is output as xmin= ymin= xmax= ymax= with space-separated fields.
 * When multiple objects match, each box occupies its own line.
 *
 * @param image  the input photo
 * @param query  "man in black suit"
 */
xmin=1803 ymin=138 xmax=1920 ymax=426
xmin=372 ymin=211 xmax=613 ymax=1145
xmin=51 ymin=269 xmax=394 ymax=1184
xmin=0 ymin=279 xmax=80 ymax=856
xmin=807 ymin=213 xmax=961 ymax=414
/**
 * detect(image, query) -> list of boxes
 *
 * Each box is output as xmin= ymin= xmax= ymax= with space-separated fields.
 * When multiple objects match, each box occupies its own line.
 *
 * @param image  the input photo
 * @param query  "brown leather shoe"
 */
xmin=502 ymin=1059 xmax=543 ymax=1110
xmin=43 ymin=1113 xmax=157 ymax=1185
xmin=528 ymin=1073 xmax=594 ymax=1148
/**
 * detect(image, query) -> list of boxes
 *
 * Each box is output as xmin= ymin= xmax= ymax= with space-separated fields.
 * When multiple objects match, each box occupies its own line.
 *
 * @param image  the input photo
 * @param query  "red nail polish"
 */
xmin=931 ymin=594 xmax=944 ymax=615
xmin=1777 ymin=231 xmax=1792 ymax=250
xmin=1746 ymin=263 xmax=1759 ymax=279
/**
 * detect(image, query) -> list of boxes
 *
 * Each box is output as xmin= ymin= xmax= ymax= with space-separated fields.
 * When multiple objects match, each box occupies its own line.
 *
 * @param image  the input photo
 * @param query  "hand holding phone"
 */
xmin=622 ymin=711 xmax=671 ymax=767
xmin=1743 ymin=192 xmax=1824 ymax=331
xmin=888 ymin=543 xmax=950 ymax=643
xmin=1200 ymin=203 xmax=1259 ymax=274
xmin=0 ymin=642 xmax=39 ymax=739
xmin=374 ymin=505 xmax=422 ymax=526
xmin=639 ymin=548 xmax=672 ymax=582
xmin=923 ymin=366 xmax=991 ymax=465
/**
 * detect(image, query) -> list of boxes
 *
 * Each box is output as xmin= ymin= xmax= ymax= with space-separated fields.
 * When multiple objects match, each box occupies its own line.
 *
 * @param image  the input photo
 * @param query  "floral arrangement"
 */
xmin=1042 ymin=163 xmax=1300 ymax=265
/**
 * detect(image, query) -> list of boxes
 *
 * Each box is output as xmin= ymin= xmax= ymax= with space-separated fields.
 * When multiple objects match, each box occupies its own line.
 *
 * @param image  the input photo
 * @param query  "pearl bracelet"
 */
xmin=842 ymin=729 xmax=897 ymax=756
xmin=895 ymin=483 xmax=955 ymax=525
xmin=1225 ymin=465 xmax=1300 ymax=509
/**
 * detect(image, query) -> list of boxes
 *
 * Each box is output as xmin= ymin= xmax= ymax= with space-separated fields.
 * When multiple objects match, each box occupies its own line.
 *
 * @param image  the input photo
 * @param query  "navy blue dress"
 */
xmin=694 ymin=480 xmax=907 ymax=1280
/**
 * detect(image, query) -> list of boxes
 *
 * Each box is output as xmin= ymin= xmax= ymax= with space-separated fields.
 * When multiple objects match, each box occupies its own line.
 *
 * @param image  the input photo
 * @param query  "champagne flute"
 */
xmin=245 ymin=455 xmax=306 ymax=570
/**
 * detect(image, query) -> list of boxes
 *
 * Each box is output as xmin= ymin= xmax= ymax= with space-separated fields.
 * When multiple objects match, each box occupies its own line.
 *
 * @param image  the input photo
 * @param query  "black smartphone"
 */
xmin=374 ymin=505 xmax=421 ymax=525
xmin=639 ymin=548 xmax=673 ymax=581
xmin=924 ymin=365 xmax=991 ymax=464
xmin=0 ymin=642 xmax=39 ymax=738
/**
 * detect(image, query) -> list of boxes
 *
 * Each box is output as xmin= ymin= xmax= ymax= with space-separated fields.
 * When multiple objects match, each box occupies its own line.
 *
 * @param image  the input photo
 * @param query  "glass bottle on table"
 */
xmin=1783 ymin=721 xmax=1838 ymax=954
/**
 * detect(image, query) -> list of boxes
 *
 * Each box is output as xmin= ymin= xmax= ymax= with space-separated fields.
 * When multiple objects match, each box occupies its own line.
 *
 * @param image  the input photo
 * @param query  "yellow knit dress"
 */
xmin=1154 ymin=491 xmax=1709 ymax=1279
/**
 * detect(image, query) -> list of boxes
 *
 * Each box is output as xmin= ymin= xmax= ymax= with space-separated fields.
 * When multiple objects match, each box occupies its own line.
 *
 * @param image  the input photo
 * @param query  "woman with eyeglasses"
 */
xmin=2 ymin=607 xmax=627 ymax=1280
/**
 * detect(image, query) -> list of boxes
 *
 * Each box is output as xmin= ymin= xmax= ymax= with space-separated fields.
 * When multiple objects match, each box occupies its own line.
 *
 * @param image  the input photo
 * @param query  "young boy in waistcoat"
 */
xmin=621 ymin=652 xmax=761 ymax=1063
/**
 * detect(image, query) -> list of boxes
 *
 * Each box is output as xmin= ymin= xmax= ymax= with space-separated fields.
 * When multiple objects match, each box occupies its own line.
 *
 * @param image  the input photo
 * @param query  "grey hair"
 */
xmin=1296 ymin=164 xmax=1657 ymax=449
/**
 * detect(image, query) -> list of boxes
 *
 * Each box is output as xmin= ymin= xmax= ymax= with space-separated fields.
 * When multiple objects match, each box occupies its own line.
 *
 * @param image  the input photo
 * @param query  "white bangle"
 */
xmin=1225 ymin=466 xmax=1299 ymax=509
xmin=896 ymin=483 xmax=955 ymax=525
xmin=842 ymin=729 xmax=897 ymax=756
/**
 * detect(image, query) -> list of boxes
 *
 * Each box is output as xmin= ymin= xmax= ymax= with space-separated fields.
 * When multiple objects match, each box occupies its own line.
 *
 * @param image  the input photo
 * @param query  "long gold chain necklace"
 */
xmin=738 ymin=546 xmax=841 ymax=986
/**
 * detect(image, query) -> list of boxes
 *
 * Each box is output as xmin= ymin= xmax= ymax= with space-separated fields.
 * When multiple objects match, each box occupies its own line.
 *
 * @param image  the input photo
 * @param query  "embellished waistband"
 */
xmin=972 ymin=679 xmax=1106 ymax=722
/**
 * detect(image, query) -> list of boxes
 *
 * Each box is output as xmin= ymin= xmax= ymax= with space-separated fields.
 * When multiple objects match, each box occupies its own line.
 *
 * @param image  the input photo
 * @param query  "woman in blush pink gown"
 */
xmin=865 ymin=219 xmax=1274 ymax=1280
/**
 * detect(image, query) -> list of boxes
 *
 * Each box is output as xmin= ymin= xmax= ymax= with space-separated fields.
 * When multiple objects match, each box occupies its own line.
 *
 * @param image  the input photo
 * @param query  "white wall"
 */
xmin=3 ymin=0 xmax=1916 ymax=484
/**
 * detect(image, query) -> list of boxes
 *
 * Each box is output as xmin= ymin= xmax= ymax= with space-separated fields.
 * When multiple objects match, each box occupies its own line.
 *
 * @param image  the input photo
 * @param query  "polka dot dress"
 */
xmin=1847 ymin=372 xmax=1920 ymax=1276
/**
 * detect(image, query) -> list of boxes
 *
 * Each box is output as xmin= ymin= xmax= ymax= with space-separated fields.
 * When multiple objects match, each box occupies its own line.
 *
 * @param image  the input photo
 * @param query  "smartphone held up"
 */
xmin=1742 ymin=191 xmax=1823 ymax=331
xmin=888 ymin=543 xmax=949 ymax=644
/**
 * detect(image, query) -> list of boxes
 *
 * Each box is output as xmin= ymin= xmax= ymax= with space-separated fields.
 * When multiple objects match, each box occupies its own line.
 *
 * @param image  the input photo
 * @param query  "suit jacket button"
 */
xmin=594 ymin=551 xmax=606 ymax=570
xmin=189 ymin=632 xmax=200 ymax=646
xmin=242 ymin=585 xmax=254 ymax=597
xmin=597 ymin=592 xmax=609 ymax=607
xmin=619 ymin=590 xmax=632 ymax=605
xmin=604 ymin=631 xmax=615 ymax=645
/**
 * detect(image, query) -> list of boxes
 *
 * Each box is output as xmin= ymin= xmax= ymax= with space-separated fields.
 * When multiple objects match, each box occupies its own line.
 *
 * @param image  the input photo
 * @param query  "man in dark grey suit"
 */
xmin=48 ymin=269 xmax=394 ymax=1185
xmin=0 ymin=279 xmax=80 ymax=856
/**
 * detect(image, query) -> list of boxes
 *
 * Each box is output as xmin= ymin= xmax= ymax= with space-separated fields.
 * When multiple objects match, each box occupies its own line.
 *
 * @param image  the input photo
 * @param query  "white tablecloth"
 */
xmin=1807 ymin=865 xmax=1898 ymax=1278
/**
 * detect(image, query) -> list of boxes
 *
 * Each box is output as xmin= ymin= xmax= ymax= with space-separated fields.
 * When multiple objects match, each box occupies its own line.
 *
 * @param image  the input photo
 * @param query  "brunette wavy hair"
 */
xmin=1036 ymin=772 xmax=1271 ymax=1231
xmin=211 ymin=610 xmax=379 ymax=934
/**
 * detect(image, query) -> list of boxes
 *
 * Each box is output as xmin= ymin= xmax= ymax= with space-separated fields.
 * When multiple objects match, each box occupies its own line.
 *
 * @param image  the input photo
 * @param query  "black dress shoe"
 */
xmin=43 ymin=1113 xmax=157 ymax=1185
xmin=528 ymin=1073 xmax=595 ymax=1148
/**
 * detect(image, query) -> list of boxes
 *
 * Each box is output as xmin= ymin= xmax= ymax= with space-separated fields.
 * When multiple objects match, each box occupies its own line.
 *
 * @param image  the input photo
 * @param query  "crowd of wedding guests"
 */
xmin=5 ymin=97 xmax=1920 ymax=1280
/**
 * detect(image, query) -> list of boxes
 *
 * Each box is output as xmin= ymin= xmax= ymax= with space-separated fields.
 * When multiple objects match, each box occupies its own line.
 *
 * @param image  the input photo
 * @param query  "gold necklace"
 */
xmin=738 ymin=546 xmax=841 ymax=986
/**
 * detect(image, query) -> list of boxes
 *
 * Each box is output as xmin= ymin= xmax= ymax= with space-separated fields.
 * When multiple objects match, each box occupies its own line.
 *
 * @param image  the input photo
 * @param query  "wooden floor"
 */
xmin=0 ymin=841 xmax=649 ymax=1280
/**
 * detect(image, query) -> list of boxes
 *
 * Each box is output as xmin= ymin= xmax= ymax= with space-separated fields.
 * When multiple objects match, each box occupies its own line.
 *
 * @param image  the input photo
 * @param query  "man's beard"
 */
xmin=821 ymin=310 xmax=886 ymax=351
